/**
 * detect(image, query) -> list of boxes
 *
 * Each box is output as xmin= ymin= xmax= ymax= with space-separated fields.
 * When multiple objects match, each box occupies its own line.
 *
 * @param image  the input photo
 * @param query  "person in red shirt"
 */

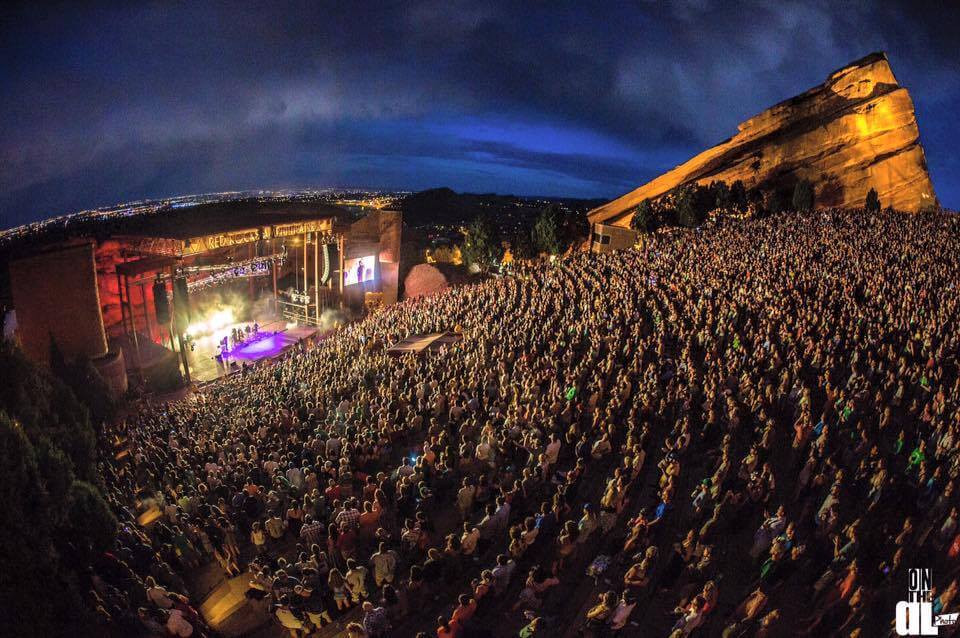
xmin=338 ymin=523 xmax=358 ymax=561
xmin=325 ymin=479 xmax=341 ymax=503
xmin=450 ymin=594 xmax=477 ymax=628
xmin=359 ymin=501 xmax=381 ymax=541
xmin=436 ymin=616 xmax=456 ymax=638
xmin=472 ymin=571 xmax=493 ymax=608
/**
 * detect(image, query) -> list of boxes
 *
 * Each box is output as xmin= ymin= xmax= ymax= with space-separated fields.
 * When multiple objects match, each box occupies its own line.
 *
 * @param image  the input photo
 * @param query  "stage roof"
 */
xmin=118 ymin=200 xmax=348 ymax=240
xmin=116 ymin=200 xmax=350 ymax=257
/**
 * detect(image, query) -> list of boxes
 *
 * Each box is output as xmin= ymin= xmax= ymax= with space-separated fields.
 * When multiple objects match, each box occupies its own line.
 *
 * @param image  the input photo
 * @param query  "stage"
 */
xmin=185 ymin=320 xmax=318 ymax=382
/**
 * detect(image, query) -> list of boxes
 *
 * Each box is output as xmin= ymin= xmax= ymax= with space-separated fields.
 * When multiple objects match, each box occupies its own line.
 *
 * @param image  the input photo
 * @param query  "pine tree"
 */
xmin=711 ymin=180 xmax=731 ymax=210
xmin=0 ymin=342 xmax=117 ymax=637
xmin=631 ymin=199 xmax=655 ymax=232
xmin=532 ymin=205 xmax=564 ymax=255
xmin=676 ymin=186 xmax=700 ymax=227
xmin=509 ymin=228 xmax=535 ymax=260
xmin=865 ymin=187 xmax=881 ymax=213
xmin=730 ymin=180 xmax=748 ymax=211
xmin=792 ymin=179 xmax=815 ymax=212
xmin=462 ymin=215 xmax=503 ymax=270
xmin=766 ymin=190 xmax=787 ymax=215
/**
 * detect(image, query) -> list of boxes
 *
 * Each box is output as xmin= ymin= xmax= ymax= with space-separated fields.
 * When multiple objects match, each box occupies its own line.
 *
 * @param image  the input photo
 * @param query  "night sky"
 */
xmin=1 ymin=1 xmax=958 ymax=228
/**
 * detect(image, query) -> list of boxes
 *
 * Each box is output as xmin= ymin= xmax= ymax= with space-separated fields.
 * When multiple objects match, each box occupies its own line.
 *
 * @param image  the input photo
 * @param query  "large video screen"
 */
xmin=344 ymin=255 xmax=376 ymax=286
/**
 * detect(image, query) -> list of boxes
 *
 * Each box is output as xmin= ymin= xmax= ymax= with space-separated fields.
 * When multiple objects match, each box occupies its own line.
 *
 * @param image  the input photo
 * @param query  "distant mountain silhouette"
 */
xmin=400 ymin=187 xmax=604 ymax=227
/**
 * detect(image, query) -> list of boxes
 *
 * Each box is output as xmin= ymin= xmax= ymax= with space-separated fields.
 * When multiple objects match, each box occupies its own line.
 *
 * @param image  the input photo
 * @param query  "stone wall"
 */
xmin=10 ymin=241 xmax=108 ymax=366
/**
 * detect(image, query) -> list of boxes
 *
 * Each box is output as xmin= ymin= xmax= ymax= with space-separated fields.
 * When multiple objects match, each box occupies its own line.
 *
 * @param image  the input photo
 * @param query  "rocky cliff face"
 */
xmin=589 ymin=52 xmax=937 ymax=227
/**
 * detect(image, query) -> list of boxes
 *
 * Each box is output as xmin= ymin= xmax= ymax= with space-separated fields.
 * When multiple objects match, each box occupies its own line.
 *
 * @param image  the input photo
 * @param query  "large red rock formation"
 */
xmin=404 ymin=263 xmax=449 ymax=299
xmin=589 ymin=52 xmax=937 ymax=227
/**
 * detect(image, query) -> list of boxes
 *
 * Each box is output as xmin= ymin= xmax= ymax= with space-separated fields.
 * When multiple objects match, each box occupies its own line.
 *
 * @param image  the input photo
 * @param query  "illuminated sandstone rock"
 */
xmin=589 ymin=52 xmax=937 ymax=227
xmin=404 ymin=263 xmax=450 ymax=299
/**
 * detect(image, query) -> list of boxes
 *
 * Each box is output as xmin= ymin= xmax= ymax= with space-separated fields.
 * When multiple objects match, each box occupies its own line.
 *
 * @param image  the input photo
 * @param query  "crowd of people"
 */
xmin=89 ymin=207 xmax=960 ymax=637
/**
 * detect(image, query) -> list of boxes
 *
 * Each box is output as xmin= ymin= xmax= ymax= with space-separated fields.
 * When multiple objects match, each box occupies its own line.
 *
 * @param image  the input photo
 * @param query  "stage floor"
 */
xmin=186 ymin=321 xmax=317 ymax=382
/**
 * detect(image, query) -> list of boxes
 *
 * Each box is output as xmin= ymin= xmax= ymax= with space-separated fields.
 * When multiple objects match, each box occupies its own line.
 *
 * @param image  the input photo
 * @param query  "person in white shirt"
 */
xmin=370 ymin=543 xmax=398 ymax=586
xmin=265 ymin=514 xmax=287 ymax=540
xmin=461 ymin=523 xmax=480 ymax=557
xmin=286 ymin=464 xmax=304 ymax=490
xmin=275 ymin=604 xmax=305 ymax=636
xmin=145 ymin=577 xmax=173 ymax=609
xmin=251 ymin=522 xmax=268 ymax=555
xmin=397 ymin=458 xmax=415 ymax=480
xmin=671 ymin=596 xmax=705 ymax=636
xmin=456 ymin=479 xmax=476 ymax=520
xmin=609 ymin=591 xmax=637 ymax=631
xmin=263 ymin=455 xmax=279 ymax=475
xmin=475 ymin=438 xmax=493 ymax=467
xmin=545 ymin=435 xmax=561 ymax=468
xmin=165 ymin=608 xmax=194 ymax=637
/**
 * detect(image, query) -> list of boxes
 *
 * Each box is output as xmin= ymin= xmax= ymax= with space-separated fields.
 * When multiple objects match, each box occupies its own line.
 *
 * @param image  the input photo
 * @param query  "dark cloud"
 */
xmin=0 ymin=1 xmax=957 ymax=227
